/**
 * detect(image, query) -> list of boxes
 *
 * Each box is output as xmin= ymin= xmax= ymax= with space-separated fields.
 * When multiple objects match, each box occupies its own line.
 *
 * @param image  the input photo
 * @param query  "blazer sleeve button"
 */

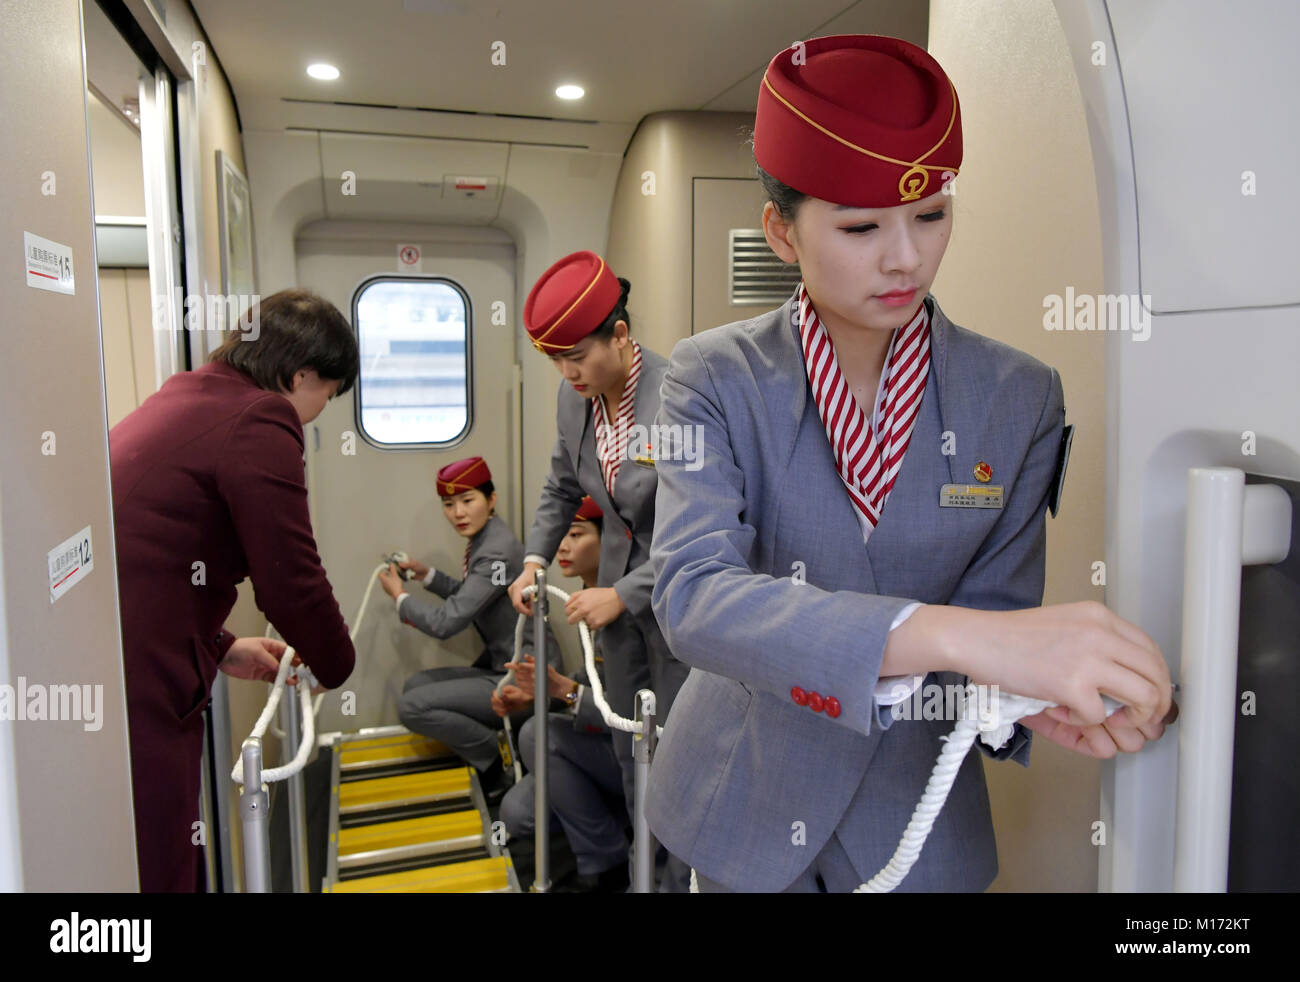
xmin=824 ymin=696 xmax=841 ymax=719
xmin=808 ymin=691 xmax=824 ymax=713
xmin=790 ymin=686 xmax=807 ymax=706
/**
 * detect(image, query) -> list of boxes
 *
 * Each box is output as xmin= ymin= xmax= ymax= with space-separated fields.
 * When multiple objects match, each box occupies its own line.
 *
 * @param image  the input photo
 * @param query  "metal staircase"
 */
xmin=320 ymin=729 xmax=519 ymax=893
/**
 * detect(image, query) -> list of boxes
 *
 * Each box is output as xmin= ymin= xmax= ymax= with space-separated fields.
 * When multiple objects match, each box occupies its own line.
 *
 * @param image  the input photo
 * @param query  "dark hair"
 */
xmin=209 ymin=289 xmax=359 ymax=395
xmin=576 ymin=514 xmax=602 ymax=533
xmin=587 ymin=277 xmax=632 ymax=343
xmin=756 ymin=164 xmax=809 ymax=223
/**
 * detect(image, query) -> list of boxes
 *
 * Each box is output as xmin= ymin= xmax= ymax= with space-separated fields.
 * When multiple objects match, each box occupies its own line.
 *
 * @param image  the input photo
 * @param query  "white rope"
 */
xmin=230 ymin=653 xmax=318 ymax=784
xmin=855 ymin=690 xmax=1122 ymax=892
xmin=233 ymin=564 xmax=389 ymax=787
xmin=518 ymin=583 xmax=663 ymax=737
xmin=494 ymin=615 xmax=531 ymax=782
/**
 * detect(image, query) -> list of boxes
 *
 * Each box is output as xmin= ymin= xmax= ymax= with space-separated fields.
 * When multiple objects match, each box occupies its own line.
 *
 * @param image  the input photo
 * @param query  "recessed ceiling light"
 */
xmin=307 ymin=63 xmax=340 ymax=81
xmin=555 ymin=84 xmax=584 ymax=100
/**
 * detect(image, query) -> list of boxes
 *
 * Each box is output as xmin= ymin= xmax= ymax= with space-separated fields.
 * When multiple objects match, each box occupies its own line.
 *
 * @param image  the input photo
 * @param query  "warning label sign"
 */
xmin=25 ymin=231 xmax=75 ymax=295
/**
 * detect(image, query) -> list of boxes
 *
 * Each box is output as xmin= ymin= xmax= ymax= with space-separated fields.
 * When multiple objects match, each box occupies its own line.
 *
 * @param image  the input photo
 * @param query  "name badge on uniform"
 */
xmin=632 ymin=454 xmax=656 ymax=468
xmin=939 ymin=484 xmax=1004 ymax=509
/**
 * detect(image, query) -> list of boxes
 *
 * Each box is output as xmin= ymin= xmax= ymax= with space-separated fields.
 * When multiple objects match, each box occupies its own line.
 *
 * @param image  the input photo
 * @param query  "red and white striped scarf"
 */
xmin=461 ymin=541 xmax=471 ymax=579
xmin=592 ymin=339 xmax=642 ymax=498
xmin=796 ymin=283 xmax=930 ymax=531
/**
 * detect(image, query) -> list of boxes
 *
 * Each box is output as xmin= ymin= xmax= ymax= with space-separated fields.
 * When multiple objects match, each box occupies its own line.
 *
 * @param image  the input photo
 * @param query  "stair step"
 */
xmin=338 ymin=733 xmax=453 ymax=773
xmin=325 ymin=855 xmax=514 ymax=893
xmin=338 ymin=767 xmax=472 ymax=815
xmin=337 ymin=810 xmax=484 ymax=869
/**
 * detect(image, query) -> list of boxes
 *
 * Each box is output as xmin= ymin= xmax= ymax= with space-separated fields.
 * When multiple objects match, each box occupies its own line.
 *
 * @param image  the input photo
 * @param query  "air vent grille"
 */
xmin=728 ymin=229 xmax=800 ymax=305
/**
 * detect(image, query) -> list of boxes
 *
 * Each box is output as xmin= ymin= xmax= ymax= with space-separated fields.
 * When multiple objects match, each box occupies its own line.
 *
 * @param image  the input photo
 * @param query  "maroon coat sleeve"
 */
xmin=214 ymin=396 xmax=356 ymax=689
xmin=215 ymin=629 xmax=238 ymax=658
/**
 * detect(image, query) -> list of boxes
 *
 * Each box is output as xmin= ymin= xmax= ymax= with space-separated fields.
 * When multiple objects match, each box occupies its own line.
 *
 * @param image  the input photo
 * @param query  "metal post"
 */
xmin=632 ymin=689 xmax=658 ymax=893
xmin=238 ymin=739 xmax=271 ymax=893
xmin=209 ymin=675 xmax=238 ymax=891
xmin=198 ymin=708 xmax=219 ymax=891
xmin=531 ymin=569 xmax=550 ymax=893
xmin=281 ymin=682 xmax=310 ymax=893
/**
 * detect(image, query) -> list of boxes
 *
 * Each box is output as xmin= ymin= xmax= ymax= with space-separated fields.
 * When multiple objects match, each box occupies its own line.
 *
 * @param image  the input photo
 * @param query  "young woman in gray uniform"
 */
xmin=379 ymin=455 xmax=536 ymax=801
xmin=646 ymin=34 xmax=1175 ymax=892
xmin=507 ymin=250 xmax=690 ymax=890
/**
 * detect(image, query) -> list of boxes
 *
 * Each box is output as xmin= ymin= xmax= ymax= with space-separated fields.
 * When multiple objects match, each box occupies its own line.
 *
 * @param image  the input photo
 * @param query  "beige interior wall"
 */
xmin=928 ymin=0 xmax=1107 ymax=891
xmin=87 ymin=88 xmax=146 ymax=217
xmin=194 ymin=31 xmax=249 ymax=317
xmin=99 ymin=270 xmax=133 ymax=427
xmin=87 ymin=83 xmax=153 ymax=428
xmin=605 ymin=111 xmax=760 ymax=354
xmin=149 ymin=1 xmax=251 ymax=301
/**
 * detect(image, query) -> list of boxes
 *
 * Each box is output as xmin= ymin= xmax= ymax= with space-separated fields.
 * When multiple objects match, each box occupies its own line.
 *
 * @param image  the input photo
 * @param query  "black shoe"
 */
xmin=554 ymin=862 xmax=631 ymax=894
xmin=478 ymin=759 xmax=511 ymax=807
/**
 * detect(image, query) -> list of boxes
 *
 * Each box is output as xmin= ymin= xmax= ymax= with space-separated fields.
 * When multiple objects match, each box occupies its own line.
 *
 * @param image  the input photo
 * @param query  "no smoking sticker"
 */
xmin=397 ymin=243 xmax=422 ymax=272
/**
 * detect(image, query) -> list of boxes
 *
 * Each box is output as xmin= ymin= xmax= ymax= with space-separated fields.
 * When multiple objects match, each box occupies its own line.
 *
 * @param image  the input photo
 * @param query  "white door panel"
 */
xmin=1056 ymin=0 xmax=1300 ymax=892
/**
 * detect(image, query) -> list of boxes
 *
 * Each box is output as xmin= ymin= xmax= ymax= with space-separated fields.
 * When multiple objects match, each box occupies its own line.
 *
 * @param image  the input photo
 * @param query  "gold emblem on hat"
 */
xmin=899 ymin=165 xmax=930 ymax=202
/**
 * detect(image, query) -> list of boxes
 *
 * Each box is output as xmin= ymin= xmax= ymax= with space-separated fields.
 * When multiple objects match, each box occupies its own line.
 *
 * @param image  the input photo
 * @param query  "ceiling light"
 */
xmin=555 ymin=84 xmax=584 ymax=100
xmin=307 ymin=63 xmax=340 ymax=81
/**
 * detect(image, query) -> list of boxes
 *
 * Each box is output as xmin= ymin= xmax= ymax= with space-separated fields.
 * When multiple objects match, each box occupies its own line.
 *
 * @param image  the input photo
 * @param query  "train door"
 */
xmin=295 ymin=223 xmax=518 ymax=735
xmin=0 ymin=0 xmax=140 ymax=889
xmin=84 ymin=0 xmax=168 ymax=422
xmin=1056 ymin=0 xmax=1300 ymax=891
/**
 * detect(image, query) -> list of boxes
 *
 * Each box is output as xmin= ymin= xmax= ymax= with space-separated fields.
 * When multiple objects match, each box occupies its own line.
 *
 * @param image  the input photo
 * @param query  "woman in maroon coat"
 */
xmin=109 ymin=289 xmax=359 ymax=891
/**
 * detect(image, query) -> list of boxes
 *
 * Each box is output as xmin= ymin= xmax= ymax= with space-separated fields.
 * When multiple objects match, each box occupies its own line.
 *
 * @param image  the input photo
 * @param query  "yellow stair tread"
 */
xmin=339 ymin=767 xmax=472 ymax=810
xmin=327 ymin=856 xmax=511 ymax=893
xmin=339 ymin=733 xmax=449 ymax=765
xmin=338 ymin=810 xmax=484 ymax=856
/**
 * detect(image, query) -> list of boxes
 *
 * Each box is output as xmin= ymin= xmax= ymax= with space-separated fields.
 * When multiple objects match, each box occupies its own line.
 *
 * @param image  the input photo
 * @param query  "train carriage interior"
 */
xmin=1 ymin=0 xmax=1296 ymax=899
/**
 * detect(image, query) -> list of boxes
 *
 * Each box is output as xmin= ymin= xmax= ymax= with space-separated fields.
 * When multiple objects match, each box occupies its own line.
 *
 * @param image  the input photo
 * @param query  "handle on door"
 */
xmin=1174 ymin=467 xmax=1291 ymax=892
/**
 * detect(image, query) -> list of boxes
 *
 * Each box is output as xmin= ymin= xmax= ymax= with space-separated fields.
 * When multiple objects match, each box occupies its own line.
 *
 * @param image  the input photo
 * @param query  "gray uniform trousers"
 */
xmin=498 ymin=713 xmax=629 ymax=876
xmin=399 ymin=666 xmax=503 ymax=772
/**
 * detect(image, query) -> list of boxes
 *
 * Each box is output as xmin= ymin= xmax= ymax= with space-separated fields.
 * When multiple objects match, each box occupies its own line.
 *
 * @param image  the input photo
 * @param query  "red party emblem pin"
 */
xmin=974 ymin=461 xmax=992 ymax=483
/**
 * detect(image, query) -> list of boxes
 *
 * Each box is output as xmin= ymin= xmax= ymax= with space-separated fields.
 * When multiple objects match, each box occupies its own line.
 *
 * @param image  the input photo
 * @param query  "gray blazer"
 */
xmin=523 ymin=348 xmax=669 ymax=619
xmin=401 ymin=515 xmax=537 ymax=673
xmin=646 ymin=294 xmax=1065 ymax=892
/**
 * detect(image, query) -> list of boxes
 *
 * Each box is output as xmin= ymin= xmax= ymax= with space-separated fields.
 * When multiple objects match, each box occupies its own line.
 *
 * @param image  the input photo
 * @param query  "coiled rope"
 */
xmin=233 ymin=564 xmax=389 ymax=786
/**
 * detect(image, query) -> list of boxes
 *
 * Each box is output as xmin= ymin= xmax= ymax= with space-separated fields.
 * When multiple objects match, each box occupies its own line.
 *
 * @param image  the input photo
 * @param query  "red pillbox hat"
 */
xmin=524 ymin=250 xmax=622 ymax=354
xmin=436 ymin=456 xmax=491 ymax=497
xmin=573 ymin=495 xmax=603 ymax=523
xmin=754 ymin=34 xmax=962 ymax=207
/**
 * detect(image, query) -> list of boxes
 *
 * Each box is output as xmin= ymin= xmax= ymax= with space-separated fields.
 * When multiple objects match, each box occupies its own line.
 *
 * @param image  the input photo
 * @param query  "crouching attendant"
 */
xmin=380 ymin=456 xmax=541 ymax=802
